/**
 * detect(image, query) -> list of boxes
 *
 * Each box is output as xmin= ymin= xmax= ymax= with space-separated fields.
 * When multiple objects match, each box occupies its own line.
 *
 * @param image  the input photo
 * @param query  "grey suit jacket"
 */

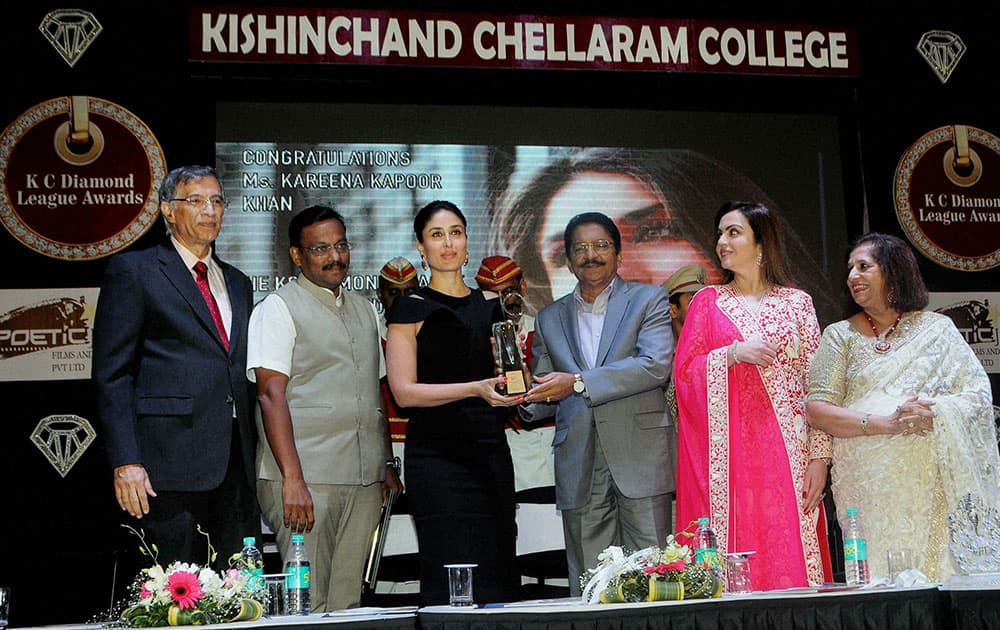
xmin=531 ymin=276 xmax=674 ymax=511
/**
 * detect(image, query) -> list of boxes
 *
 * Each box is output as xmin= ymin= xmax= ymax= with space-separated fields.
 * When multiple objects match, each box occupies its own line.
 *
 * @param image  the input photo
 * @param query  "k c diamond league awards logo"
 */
xmin=31 ymin=414 xmax=96 ymax=477
xmin=39 ymin=9 xmax=103 ymax=67
xmin=894 ymin=124 xmax=1000 ymax=271
xmin=0 ymin=96 xmax=165 ymax=260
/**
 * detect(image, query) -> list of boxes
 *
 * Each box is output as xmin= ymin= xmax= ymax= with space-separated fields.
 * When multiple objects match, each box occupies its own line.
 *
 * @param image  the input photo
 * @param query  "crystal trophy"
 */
xmin=499 ymin=285 xmax=525 ymax=320
xmin=493 ymin=319 xmax=527 ymax=395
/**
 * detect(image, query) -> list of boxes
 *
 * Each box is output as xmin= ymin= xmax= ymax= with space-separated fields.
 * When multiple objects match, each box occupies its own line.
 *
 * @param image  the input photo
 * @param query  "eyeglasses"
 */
xmin=570 ymin=239 xmax=615 ymax=256
xmin=169 ymin=196 xmax=228 ymax=210
xmin=301 ymin=241 xmax=352 ymax=256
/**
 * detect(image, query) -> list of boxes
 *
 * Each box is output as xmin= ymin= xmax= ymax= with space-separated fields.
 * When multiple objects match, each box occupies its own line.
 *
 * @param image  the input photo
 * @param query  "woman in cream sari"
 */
xmin=807 ymin=233 xmax=1000 ymax=581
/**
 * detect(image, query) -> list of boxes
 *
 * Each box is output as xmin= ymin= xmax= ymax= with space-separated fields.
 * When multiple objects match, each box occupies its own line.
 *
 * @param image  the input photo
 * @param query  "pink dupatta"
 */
xmin=675 ymin=286 xmax=829 ymax=589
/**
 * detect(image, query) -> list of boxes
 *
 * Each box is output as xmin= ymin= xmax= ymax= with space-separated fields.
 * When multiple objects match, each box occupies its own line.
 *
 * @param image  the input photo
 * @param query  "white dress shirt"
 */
xmin=573 ymin=277 xmax=615 ymax=370
xmin=170 ymin=235 xmax=232 ymax=339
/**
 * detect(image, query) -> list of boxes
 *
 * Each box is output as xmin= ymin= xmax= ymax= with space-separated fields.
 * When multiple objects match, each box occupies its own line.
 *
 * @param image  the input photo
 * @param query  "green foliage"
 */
xmin=680 ymin=563 xmax=721 ymax=599
xmin=616 ymin=570 xmax=649 ymax=602
xmin=195 ymin=524 xmax=217 ymax=566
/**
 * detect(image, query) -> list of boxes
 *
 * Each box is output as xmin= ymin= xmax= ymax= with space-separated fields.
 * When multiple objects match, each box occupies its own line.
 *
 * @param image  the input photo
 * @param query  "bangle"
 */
xmin=860 ymin=413 xmax=870 ymax=435
xmin=729 ymin=340 xmax=740 ymax=364
xmin=385 ymin=456 xmax=401 ymax=472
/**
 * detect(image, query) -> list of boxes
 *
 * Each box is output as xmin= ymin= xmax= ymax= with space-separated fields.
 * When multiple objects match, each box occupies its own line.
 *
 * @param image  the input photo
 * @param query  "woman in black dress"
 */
xmin=386 ymin=200 xmax=522 ymax=605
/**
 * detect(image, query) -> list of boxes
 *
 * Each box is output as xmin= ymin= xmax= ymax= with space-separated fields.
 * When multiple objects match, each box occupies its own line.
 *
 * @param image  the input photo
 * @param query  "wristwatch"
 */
xmin=572 ymin=373 xmax=586 ymax=394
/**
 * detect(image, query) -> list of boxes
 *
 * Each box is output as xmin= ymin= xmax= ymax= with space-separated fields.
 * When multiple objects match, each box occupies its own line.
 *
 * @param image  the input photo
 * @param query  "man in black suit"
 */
xmin=93 ymin=165 xmax=258 ymax=568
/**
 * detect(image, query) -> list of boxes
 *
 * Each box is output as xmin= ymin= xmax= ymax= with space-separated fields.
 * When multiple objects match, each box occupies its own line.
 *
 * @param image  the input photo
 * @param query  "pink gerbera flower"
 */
xmin=167 ymin=571 xmax=204 ymax=609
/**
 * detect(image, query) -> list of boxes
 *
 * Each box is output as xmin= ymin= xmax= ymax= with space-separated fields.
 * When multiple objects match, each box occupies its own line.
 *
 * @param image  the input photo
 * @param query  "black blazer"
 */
xmin=93 ymin=240 xmax=256 ymax=492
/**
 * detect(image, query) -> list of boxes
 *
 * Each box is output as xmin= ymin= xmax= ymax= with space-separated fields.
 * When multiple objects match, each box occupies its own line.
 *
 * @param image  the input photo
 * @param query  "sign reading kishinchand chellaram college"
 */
xmin=0 ymin=96 xmax=165 ymax=260
xmin=894 ymin=125 xmax=1000 ymax=271
xmin=189 ymin=8 xmax=859 ymax=76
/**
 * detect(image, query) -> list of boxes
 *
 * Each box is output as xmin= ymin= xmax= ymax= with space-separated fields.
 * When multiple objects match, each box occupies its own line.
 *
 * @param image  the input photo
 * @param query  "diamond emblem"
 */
xmin=916 ymin=30 xmax=966 ymax=84
xmin=38 ymin=9 xmax=103 ymax=68
xmin=31 ymin=414 xmax=96 ymax=477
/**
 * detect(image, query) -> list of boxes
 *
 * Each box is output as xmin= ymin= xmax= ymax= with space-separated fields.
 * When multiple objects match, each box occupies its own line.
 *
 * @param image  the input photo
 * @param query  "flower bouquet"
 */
xmin=580 ymin=530 xmax=723 ymax=604
xmin=117 ymin=526 xmax=265 ymax=627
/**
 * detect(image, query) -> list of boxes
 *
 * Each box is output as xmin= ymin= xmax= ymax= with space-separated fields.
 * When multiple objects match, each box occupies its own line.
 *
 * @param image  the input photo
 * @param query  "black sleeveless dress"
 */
xmin=387 ymin=286 xmax=519 ymax=605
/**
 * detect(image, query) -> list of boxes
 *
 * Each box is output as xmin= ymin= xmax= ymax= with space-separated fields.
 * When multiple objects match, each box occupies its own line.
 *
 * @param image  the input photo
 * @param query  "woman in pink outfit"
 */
xmin=674 ymin=201 xmax=833 ymax=590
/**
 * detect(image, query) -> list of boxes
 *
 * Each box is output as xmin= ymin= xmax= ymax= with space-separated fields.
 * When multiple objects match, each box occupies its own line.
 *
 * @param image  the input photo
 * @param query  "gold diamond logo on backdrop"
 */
xmin=38 ymin=9 xmax=103 ymax=68
xmin=31 ymin=414 xmax=96 ymax=477
xmin=916 ymin=30 xmax=966 ymax=84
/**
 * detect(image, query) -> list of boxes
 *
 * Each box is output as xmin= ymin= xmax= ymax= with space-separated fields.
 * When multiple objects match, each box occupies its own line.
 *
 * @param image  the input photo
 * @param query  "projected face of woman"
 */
xmin=536 ymin=171 xmax=718 ymax=300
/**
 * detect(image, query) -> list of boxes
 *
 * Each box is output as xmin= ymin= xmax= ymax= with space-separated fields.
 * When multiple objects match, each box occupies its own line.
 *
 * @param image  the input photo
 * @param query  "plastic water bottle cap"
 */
xmin=243 ymin=537 xmax=256 ymax=546
xmin=846 ymin=507 xmax=858 ymax=517
xmin=292 ymin=534 xmax=305 ymax=543
xmin=698 ymin=517 xmax=710 ymax=526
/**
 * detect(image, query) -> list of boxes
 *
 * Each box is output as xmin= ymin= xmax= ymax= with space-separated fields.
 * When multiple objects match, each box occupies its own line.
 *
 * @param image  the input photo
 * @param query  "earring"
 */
xmin=420 ymin=256 xmax=428 ymax=271
xmin=756 ymin=251 xmax=763 ymax=267
xmin=464 ymin=255 xmax=469 ymax=266
xmin=887 ymin=290 xmax=894 ymax=307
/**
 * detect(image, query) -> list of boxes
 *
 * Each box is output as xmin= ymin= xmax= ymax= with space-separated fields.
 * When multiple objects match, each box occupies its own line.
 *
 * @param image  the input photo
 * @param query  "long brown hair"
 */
xmin=715 ymin=201 xmax=796 ymax=288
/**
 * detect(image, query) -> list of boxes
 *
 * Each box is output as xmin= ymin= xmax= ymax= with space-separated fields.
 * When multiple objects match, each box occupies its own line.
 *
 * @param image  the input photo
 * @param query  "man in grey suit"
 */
xmin=522 ymin=212 xmax=674 ymax=595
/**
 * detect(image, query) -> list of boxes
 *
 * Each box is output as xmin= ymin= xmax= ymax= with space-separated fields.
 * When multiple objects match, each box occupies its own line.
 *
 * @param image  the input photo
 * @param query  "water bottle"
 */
xmin=285 ymin=534 xmax=311 ymax=615
xmin=239 ymin=536 xmax=264 ymax=593
xmin=694 ymin=517 xmax=723 ymax=578
xmin=842 ymin=507 xmax=870 ymax=585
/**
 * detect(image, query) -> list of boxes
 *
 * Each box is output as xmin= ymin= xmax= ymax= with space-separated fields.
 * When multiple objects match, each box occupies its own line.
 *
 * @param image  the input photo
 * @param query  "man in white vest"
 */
xmin=247 ymin=205 xmax=401 ymax=611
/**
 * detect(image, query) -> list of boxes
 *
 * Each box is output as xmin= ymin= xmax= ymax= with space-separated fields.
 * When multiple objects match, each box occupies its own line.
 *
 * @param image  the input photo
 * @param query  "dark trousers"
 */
xmin=129 ymin=430 xmax=260 ymax=570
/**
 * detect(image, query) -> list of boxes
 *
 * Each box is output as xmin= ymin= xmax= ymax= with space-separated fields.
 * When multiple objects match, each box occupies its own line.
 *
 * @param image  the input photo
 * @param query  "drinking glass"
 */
xmin=445 ymin=564 xmax=477 ymax=606
xmin=725 ymin=552 xmax=754 ymax=594
xmin=0 ymin=587 xmax=10 ymax=629
xmin=263 ymin=574 xmax=287 ymax=616
xmin=887 ymin=549 xmax=913 ymax=584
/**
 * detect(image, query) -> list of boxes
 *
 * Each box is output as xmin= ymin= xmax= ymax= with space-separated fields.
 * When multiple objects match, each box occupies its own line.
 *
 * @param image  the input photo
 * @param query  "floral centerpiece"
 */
xmin=117 ymin=526 xmax=265 ymax=627
xmin=580 ymin=529 xmax=723 ymax=604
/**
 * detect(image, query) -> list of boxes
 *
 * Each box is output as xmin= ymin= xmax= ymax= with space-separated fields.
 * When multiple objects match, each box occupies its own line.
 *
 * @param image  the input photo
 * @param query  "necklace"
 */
xmin=732 ymin=283 xmax=770 ymax=319
xmin=863 ymin=310 xmax=903 ymax=353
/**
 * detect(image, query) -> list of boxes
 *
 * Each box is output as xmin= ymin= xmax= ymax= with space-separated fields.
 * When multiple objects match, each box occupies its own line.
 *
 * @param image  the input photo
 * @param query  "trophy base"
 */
xmin=504 ymin=369 xmax=527 ymax=395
